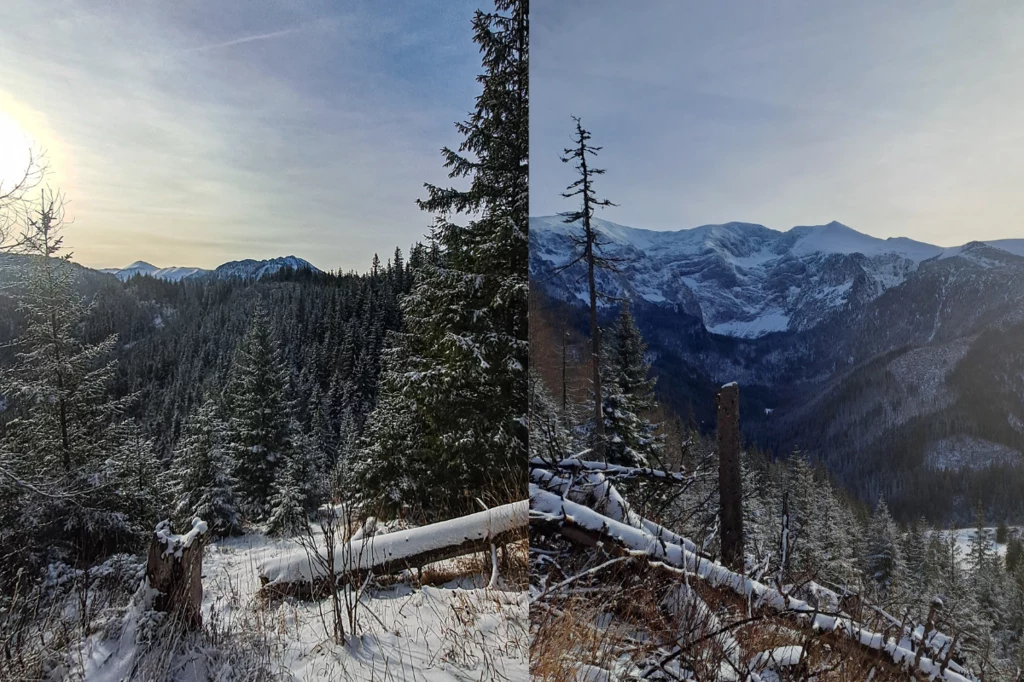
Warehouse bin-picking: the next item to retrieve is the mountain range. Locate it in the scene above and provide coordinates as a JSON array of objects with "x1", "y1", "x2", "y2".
[
  {"x1": 531, "y1": 215, "x2": 1024, "y2": 523},
  {"x1": 99, "y1": 255, "x2": 319, "y2": 282}
]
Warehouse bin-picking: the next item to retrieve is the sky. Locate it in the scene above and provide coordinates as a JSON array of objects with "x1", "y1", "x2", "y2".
[
  {"x1": 0, "y1": 0, "x2": 486, "y2": 270},
  {"x1": 531, "y1": 1, "x2": 1024, "y2": 247}
]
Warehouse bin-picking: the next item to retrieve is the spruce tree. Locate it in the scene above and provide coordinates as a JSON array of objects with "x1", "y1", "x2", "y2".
[
  {"x1": 529, "y1": 369, "x2": 572, "y2": 463},
  {"x1": 865, "y1": 495, "x2": 907, "y2": 606},
  {"x1": 166, "y1": 400, "x2": 241, "y2": 537},
  {"x1": 558, "y1": 117, "x2": 618, "y2": 460},
  {"x1": 355, "y1": 0, "x2": 528, "y2": 517},
  {"x1": 601, "y1": 302, "x2": 661, "y2": 467},
  {"x1": 226, "y1": 301, "x2": 294, "y2": 519},
  {"x1": 0, "y1": 191, "x2": 138, "y2": 566},
  {"x1": 265, "y1": 453, "x2": 308, "y2": 537}
]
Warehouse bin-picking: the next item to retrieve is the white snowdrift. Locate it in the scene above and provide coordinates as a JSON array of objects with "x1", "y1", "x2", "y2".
[
  {"x1": 530, "y1": 485, "x2": 974, "y2": 682},
  {"x1": 260, "y1": 500, "x2": 528, "y2": 586}
]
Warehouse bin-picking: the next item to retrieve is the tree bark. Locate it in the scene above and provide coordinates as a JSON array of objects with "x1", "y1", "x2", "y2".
[
  {"x1": 717, "y1": 382, "x2": 744, "y2": 572},
  {"x1": 146, "y1": 524, "x2": 205, "y2": 631}
]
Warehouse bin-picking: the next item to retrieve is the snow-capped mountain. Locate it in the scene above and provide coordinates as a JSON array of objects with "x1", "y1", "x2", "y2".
[
  {"x1": 531, "y1": 216, "x2": 1018, "y2": 339},
  {"x1": 532, "y1": 215, "x2": 1024, "y2": 520},
  {"x1": 211, "y1": 255, "x2": 319, "y2": 279},
  {"x1": 100, "y1": 261, "x2": 210, "y2": 282},
  {"x1": 99, "y1": 256, "x2": 319, "y2": 282}
]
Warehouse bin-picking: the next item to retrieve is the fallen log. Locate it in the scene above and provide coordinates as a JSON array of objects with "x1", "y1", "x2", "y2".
[
  {"x1": 259, "y1": 500, "x2": 528, "y2": 599},
  {"x1": 530, "y1": 485, "x2": 976, "y2": 682}
]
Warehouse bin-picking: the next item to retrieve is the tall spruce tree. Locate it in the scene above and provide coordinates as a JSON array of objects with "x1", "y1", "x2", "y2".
[
  {"x1": 558, "y1": 117, "x2": 619, "y2": 460},
  {"x1": 227, "y1": 301, "x2": 294, "y2": 519},
  {"x1": 166, "y1": 400, "x2": 241, "y2": 537},
  {"x1": 354, "y1": 0, "x2": 528, "y2": 517},
  {"x1": 601, "y1": 302, "x2": 661, "y2": 466}
]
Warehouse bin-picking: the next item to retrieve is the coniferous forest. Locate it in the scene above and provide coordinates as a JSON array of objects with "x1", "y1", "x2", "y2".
[{"x1": 0, "y1": 0, "x2": 527, "y2": 679}]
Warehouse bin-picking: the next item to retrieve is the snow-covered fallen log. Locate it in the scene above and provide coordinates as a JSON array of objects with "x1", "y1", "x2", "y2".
[
  {"x1": 529, "y1": 455, "x2": 697, "y2": 483},
  {"x1": 259, "y1": 500, "x2": 528, "y2": 599},
  {"x1": 531, "y1": 466, "x2": 701, "y2": 555},
  {"x1": 530, "y1": 485, "x2": 976, "y2": 682}
]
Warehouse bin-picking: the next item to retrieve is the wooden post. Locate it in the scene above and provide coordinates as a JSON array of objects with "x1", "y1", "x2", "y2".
[
  {"x1": 146, "y1": 519, "x2": 207, "y2": 630},
  {"x1": 717, "y1": 382, "x2": 744, "y2": 572}
]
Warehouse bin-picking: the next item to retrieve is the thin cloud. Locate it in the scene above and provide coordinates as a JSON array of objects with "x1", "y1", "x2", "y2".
[{"x1": 181, "y1": 26, "x2": 307, "y2": 54}]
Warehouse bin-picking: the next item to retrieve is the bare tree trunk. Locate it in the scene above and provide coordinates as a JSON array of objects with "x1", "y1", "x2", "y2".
[
  {"x1": 717, "y1": 382, "x2": 744, "y2": 572},
  {"x1": 586, "y1": 230, "x2": 604, "y2": 460}
]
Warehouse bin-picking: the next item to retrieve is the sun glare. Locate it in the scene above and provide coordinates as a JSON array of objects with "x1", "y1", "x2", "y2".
[{"x1": 0, "y1": 108, "x2": 35, "y2": 192}]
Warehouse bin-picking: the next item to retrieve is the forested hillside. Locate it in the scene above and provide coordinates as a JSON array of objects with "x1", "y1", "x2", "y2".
[{"x1": 0, "y1": 0, "x2": 528, "y2": 677}]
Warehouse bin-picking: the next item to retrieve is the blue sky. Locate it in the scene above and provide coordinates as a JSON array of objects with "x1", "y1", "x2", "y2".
[
  {"x1": 531, "y1": 1, "x2": 1024, "y2": 246},
  {"x1": 0, "y1": 0, "x2": 486, "y2": 270}
]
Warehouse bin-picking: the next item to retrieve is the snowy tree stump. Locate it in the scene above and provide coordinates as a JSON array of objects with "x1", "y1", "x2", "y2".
[
  {"x1": 146, "y1": 518, "x2": 208, "y2": 630},
  {"x1": 717, "y1": 382, "x2": 744, "y2": 572}
]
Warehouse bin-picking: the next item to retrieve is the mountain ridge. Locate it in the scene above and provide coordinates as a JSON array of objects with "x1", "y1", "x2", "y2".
[
  {"x1": 99, "y1": 255, "x2": 320, "y2": 282},
  {"x1": 530, "y1": 214, "x2": 1024, "y2": 522},
  {"x1": 531, "y1": 215, "x2": 1021, "y2": 339}
]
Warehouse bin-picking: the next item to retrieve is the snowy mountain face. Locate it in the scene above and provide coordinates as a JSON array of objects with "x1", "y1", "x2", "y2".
[
  {"x1": 532, "y1": 216, "x2": 1024, "y2": 520},
  {"x1": 531, "y1": 216, "x2": 946, "y2": 338},
  {"x1": 99, "y1": 256, "x2": 319, "y2": 282},
  {"x1": 212, "y1": 255, "x2": 319, "y2": 280}
]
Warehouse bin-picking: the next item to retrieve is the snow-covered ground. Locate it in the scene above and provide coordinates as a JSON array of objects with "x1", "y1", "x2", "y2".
[
  {"x1": 938, "y1": 527, "x2": 1018, "y2": 565},
  {"x1": 77, "y1": 530, "x2": 528, "y2": 681}
]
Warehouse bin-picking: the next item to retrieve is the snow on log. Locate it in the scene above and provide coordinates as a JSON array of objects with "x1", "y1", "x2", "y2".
[
  {"x1": 531, "y1": 466, "x2": 701, "y2": 556},
  {"x1": 530, "y1": 485, "x2": 976, "y2": 682},
  {"x1": 529, "y1": 455, "x2": 696, "y2": 483},
  {"x1": 259, "y1": 500, "x2": 528, "y2": 599}
]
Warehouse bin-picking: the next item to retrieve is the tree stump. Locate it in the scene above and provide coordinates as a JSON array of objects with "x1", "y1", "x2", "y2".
[
  {"x1": 146, "y1": 518, "x2": 208, "y2": 630},
  {"x1": 717, "y1": 382, "x2": 744, "y2": 572}
]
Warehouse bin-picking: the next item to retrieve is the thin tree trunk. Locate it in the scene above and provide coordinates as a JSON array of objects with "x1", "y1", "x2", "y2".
[{"x1": 717, "y1": 382, "x2": 743, "y2": 572}]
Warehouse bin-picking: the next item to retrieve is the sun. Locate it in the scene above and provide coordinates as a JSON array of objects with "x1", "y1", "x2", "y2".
[{"x1": 0, "y1": 107, "x2": 36, "y2": 195}]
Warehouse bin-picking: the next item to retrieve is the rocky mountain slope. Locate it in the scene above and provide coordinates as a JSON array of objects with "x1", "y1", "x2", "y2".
[{"x1": 531, "y1": 216, "x2": 1024, "y2": 522}]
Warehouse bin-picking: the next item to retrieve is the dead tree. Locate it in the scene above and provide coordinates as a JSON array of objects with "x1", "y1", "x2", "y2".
[
  {"x1": 717, "y1": 382, "x2": 744, "y2": 572},
  {"x1": 557, "y1": 116, "x2": 619, "y2": 460},
  {"x1": 146, "y1": 519, "x2": 208, "y2": 630}
]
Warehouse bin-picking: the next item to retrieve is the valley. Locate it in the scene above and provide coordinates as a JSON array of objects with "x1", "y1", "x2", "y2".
[{"x1": 531, "y1": 216, "x2": 1024, "y2": 523}]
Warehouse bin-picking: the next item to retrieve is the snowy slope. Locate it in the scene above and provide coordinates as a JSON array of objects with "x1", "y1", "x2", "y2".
[
  {"x1": 212, "y1": 255, "x2": 319, "y2": 280},
  {"x1": 531, "y1": 216, "x2": 1021, "y2": 339},
  {"x1": 78, "y1": 530, "x2": 527, "y2": 681},
  {"x1": 100, "y1": 261, "x2": 210, "y2": 282}
]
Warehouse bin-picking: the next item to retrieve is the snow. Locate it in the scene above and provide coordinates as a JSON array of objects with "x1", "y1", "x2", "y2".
[
  {"x1": 531, "y1": 214, "x2": 1024, "y2": 339},
  {"x1": 707, "y1": 310, "x2": 791, "y2": 338},
  {"x1": 79, "y1": 527, "x2": 527, "y2": 681},
  {"x1": 787, "y1": 222, "x2": 942, "y2": 262},
  {"x1": 260, "y1": 500, "x2": 527, "y2": 585},
  {"x1": 213, "y1": 255, "x2": 320, "y2": 280},
  {"x1": 101, "y1": 262, "x2": 210, "y2": 282},
  {"x1": 531, "y1": 484, "x2": 974, "y2": 682},
  {"x1": 940, "y1": 527, "x2": 1016, "y2": 564},
  {"x1": 154, "y1": 517, "x2": 208, "y2": 558},
  {"x1": 97, "y1": 255, "x2": 321, "y2": 282}
]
